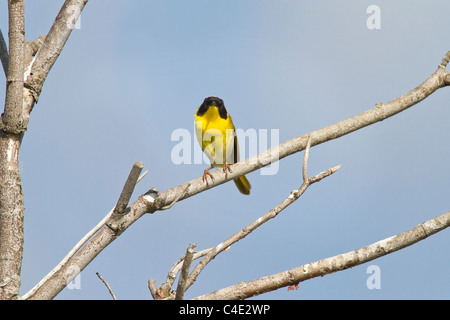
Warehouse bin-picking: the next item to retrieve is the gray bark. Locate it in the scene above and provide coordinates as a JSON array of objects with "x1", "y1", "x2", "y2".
[{"x1": 0, "y1": 0, "x2": 25, "y2": 300}]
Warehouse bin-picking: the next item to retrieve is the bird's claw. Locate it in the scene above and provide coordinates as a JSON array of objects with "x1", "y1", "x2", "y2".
[
  {"x1": 223, "y1": 162, "x2": 232, "y2": 179},
  {"x1": 202, "y1": 168, "x2": 215, "y2": 186}
]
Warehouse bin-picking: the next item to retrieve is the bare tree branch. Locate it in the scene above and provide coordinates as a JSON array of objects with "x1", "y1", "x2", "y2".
[
  {"x1": 1, "y1": 3, "x2": 87, "y2": 298},
  {"x1": 0, "y1": 29, "x2": 9, "y2": 76},
  {"x1": 23, "y1": 52, "x2": 450, "y2": 300},
  {"x1": 194, "y1": 211, "x2": 450, "y2": 300},
  {"x1": 2, "y1": 0, "x2": 25, "y2": 134},
  {"x1": 17, "y1": 0, "x2": 87, "y2": 134},
  {"x1": 0, "y1": 0, "x2": 26, "y2": 300},
  {"x1": 112, "y1": 162, "x2": 143, "y2": 216},
  {"x1": 24, "y1": 0, "x2": 88, "y2": 105},
  {"x1": 441, "y1": 50, "x2": 450, "y2": 68},
  {"x1": 0, "y1": 0, "x2": 88, "y2": 301},
  {"x1": 0, "y1": 4, "x2": 47, "y2": 303},
  {"x1": 148, "y1": 279, "x2": 159, "y2": 299},
  {"x1": 175, "y1": 243, "x2": 197, "y2": 300}
]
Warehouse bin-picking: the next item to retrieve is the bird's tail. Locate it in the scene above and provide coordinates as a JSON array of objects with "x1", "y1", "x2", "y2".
[{"x1": 233, "y1": 175, "x2": 251, "y2": 195}]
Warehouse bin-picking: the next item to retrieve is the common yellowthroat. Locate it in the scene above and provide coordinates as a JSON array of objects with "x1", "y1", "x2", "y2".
[{"x1": 195, "y1": 96, "x2": 251, "y2": 195}]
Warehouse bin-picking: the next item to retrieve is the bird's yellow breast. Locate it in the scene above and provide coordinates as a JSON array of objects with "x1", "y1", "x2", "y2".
[{"x1": 195, "y1": 106, "x2": 236, "y2": 167}]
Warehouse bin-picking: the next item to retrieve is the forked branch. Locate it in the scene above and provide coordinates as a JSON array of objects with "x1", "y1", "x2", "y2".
[{"x1": 174, "y1": 243, "x2": 197, "y2": 300}]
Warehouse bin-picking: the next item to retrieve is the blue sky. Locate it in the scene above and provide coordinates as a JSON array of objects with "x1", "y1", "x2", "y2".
[{"x1": 1, "y1": 1, "x2": 449, "y2": 299}]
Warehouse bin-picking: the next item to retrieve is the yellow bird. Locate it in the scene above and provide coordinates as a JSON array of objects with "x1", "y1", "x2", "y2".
[{"x1": 195, "y1": 96, "x2": 251, "y2": 195}]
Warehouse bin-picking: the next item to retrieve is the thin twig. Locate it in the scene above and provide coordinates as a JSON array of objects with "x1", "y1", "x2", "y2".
[
  {"x1": 96, "y1": 272, "x2": 117, "y2": 300},
  {"x1": 113, "y1": 162, "x2": 143, "y2": 215},
  {"x1": 440, "y1": 50, "x2": 450, "y2": 67},
  {"x1": 0, "y1": 29, "x2": 9, "y2": 76},
  {"x1": 137, "y1": 170, "x2": 148, "y2": 183},
  {"x1": 302, "y1": 135, "x2": 311, "y2": 181},
  {"x1": 175, "y1": 243, "x2": 197, "y2": 300}
]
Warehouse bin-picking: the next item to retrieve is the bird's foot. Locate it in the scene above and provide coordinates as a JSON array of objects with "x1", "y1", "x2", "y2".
[
  {"x1": 223, "y1": 162, "x2": 232, "y2": 179},
  {"x1": 202, "y1": 167, "x2": 215, "y2": 186}
]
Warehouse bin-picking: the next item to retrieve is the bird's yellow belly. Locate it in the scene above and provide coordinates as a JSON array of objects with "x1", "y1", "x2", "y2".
[{"x1": 195, "y1": 107, "x2": 235, "y2": 167}]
